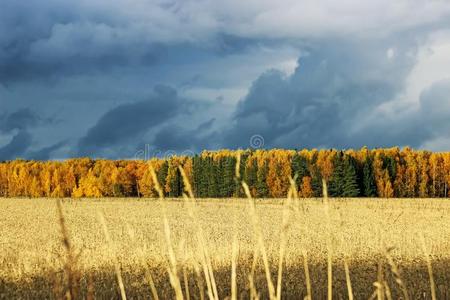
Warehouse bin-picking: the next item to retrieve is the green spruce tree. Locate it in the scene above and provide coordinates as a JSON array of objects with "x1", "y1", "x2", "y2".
[
  {"x1": 168, "y1": 165, "x2": 183, "y2": 197},
  {"x1": 192, "y1": 155, "x2": 203, "y2": 197},
  {"x1": 328, "y1": 152, "x2": 345, "y2": 197},
  {"x1": 224, "y1": 156, "x2": 236, "y2": 197},
  {"x1": 342, "y1": 155, "x2": 360, "y2": 197},
  {"x1": 245, "y1": 158, "x2": 258, "y2": 195},
  {"x1": 256, "y1": 160, "x2": 269, "y2": 198},
  {"x1": 310, "y1": 165, "x2": 323, "y2": 197},
  {"x1": 363, "y1": 157, "x2": 377, "y2": 197},
  {"x1": 291, "y1": 153, "x2": 310, "y2": 188},
  {"x1": 206, "y1": 157, "x2": 218, "y2": 197},
  {"x1": 157, "y1": 161, "x2": 168, "y2": 197}
]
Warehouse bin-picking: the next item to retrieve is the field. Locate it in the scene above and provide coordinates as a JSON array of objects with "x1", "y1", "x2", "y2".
[{"x1": 1, "y1": 197, "x2": 450, "y2": 299}]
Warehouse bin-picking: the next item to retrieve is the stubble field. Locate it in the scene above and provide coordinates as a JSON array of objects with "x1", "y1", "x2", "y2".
[{"x1": 1, "y1": 197, "x2": 450, "y2": 299}]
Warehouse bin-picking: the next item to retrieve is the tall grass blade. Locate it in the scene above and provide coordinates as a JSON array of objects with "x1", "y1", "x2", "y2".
[
  {"x1": 420, "y1": 233, "x2": 436, "y2": 300},
  {"x1": 242, "y1": 182, "x2": 276, "y2": 300},
  {"x1": 98, "y1": 212, "x2": 127, "y2": 300}
]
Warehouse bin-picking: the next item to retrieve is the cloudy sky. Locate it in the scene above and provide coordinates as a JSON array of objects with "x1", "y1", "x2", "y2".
[{"x1": 1, "y1": 0, "x2": 450, "y2": 160}]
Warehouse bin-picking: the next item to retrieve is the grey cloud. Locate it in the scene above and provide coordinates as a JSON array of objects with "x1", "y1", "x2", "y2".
[
  {"x1": 27, "y1": 140, "x2": 67, "y2": 161},
  {"x1": 222, "y1": 37, "x2": 419, "y2": 149},
  {"x1": 349, "y1": 79, "x2": 450, "y2": 149},
  {"x1": 77, "y1": 85, "x2": 185, "y2": 157},
  {"x1": 151, "y1": 118, "x2": 216, "y2": 152},
  {"x1": 152, "y1": 126, "x2": 200, "y2": 152},
  {"x1": 4, "y1": 0, "x2": 449, "y2": 85},
  {"x1": 0, "y1": 108, "x2": 63, "y2": 160},
  {"x1": 420, "y1": 79, "x2": 450, "y2": 132},
  {"x1": 0, "y1": 108, "x2": 39, "y2": 133},
  {"x1": 2, "y1": 0, "x2": 450, "y2": 159},
  {"x1": 0, "y1": 109, "x2": 37, "y2": 160},
  {"x1": 0, "y1": 130, "x2": 32, "y2": 160},
  {"x1": 196, "y1": 118, "x2": 216, "y2": 132}
]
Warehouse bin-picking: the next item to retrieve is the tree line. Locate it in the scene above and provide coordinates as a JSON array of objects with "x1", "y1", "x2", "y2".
[{"x1": 0, "y1": 147, "x2": 449, "y2": 198}]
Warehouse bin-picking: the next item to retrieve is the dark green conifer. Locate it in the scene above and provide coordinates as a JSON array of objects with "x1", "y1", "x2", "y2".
[
  {"x1": 256, "y1": 160, "x2": 269, "y2": 198},
  {"x1": 363, "y1": 157, "x2": 377, "y2": 197},
  {"x1": 328, "y1": 152, "x2": 344, "y2": 197},
  {"x1": 291, "y1": 153, "x2": 310, "y2": 188},
  {"x1": 157, "y1": 161, "x2": 168, "y2": 196},
  {"x1": 342, "y1": 155, "x2": 360, "y2": 197},
  {"x1": 310, "y1": 165, "x2": 323, "y2": 197},
  {"x1": 245, "y1": 158, "x2": 258, "y2": 195}
]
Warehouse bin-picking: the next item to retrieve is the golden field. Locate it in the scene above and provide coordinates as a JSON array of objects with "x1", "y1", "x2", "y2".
[{"x1": 1, "y1": 197, "x2": 450, "y2": 299}]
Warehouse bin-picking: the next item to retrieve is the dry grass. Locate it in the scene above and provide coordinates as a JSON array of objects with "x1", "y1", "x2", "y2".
[{"x1": 1, "y1": 197, "x2": 450, "y2": 299}]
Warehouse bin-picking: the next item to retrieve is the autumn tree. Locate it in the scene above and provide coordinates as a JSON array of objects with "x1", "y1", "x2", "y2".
[
  {"x1": 299, "y1": 176, "x2": 313, "y2": 198},
  {"x1": 266, "y1": 150, "x2": 291, "y2": 198},
  {"x1": 429, "y1": 153, "x2": 445, "y2": 197},
  {"x1": 1, "y1": 147, "x2": 450, "y2": 199}
]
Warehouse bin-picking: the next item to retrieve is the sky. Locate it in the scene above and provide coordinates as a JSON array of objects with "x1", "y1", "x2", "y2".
[{"x1": 1, "y1": 0, "x2": 450, "y2": 160}]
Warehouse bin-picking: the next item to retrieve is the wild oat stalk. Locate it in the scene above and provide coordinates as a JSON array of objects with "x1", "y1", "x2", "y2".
[
  {"x1": 192, "y1": 258, "x2": 205, "y2": 300},
  {"x1": 322, "y1": 179, "x2": 333, "y2": 300},
  {"x1": 249, "y1": 244, "x2": 260, "y2": 300},
  {"x1": 343, "y1": 259, "x2": 353, "y2": 300},
  {"x1": 231, "y1": 232, "x2": 238, "y2": 300},
  {"x1": 125, "y1": 224, "x2": 159, "y2": 300},
  {"x1": 242, "y1": 182, "x2": 276, "y2": 300},
  {"x1": 275, "y1": 178, "x2": 295, "y2": 300},
  {"x1": 179, "y1": 166, "x2": 219, "y2": 300},
  {"x1": 338, "y1": 201, "x2": 353, "y2": 300},
  {"x1": 181, "y1": 243, "x2": 191, "y2": 300},
  {"x1": 384, "y1": 246, "x2": 410, "y2": 300},
  {"x1": 164, "y1": 217, "x2": 184, "y2": 300},
  {"x1": 302, "y1": 249, "x2": 312, "y2": 300},
  {"x1": 230, "y1": 204, "x2": 239, "y2": 300},
  {"x1": 150, "y1": 165, "x2": 184, "y2": 300},
  {"x1": 56, "y1": 199, "x2": 80, "y2": 300},
  {"x1": 98, "y1": 211, "x2": 127, "y2": 300},
  {"x1": 420, "y1": 233, "x2": 436, "y2": 300}
]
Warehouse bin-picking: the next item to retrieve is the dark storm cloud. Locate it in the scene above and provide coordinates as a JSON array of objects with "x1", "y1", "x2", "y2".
[
  {"x1": 0, "y1": 109, "x2": 38, "y2": 160},
  {"x1": 77, "y1": 85, "x2": 186, "y2": 156},
  {"x1": 0, "y1": 109, "x2": 39, "y2": 133},
  {"x1": 151, "y1": 118, "x2": 216, "y2": 152},
  {"x1": 27, "y1": 140, "x2": 67, "y2": 161},
  {"x1": 348, "y1": 79, "x2": 450, "y2": 149},
  {"x1": 222, "y1": 37, "x2": 419, "y2": 149},
  {"x1": 152, "y1": 126, "x2": 199, "y2": 152},
  {"x1": 0, "y1": 0, "x2": 172, "y2": 84},
  {"x1": 0, "y1": 108, "x2": 65, "y2": 160},
  {"x1": 419, "y1": 79, "x2": 450, "y2": 135},
  {"x1": 0, "y1": 130, "x2": 32, "y2": 160},
  {"x1": 2, "y1": 0, "x2": 450, "y2": 158}
]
